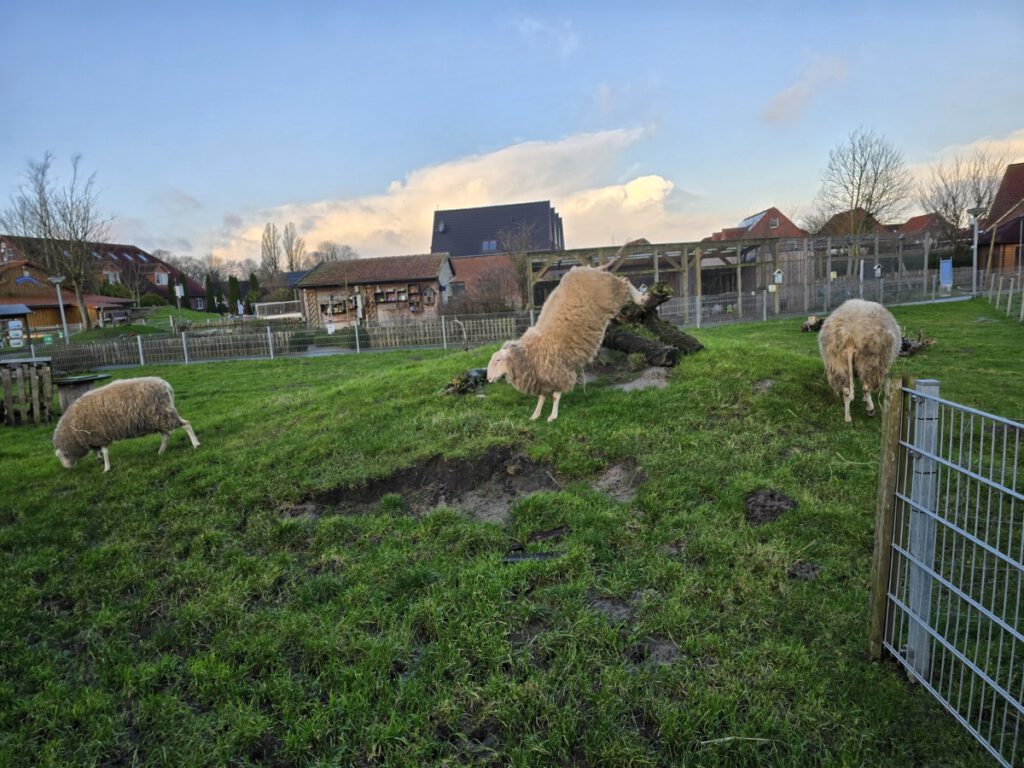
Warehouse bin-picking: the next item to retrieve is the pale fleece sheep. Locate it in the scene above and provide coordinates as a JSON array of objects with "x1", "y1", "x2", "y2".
[
  {"x1": 487, "y1": 264, "x2": 648, "y2": 421},
  {"x1": 818, "y1": 299, "x2": 901, "y2": 423},
  {"x1": 53, "y1": 376, "x2": 200, "y2": 472}
]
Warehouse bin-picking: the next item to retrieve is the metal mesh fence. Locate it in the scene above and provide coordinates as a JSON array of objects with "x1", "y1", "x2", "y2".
[{"x1": 885, "y1": 381, "x2": 1024, "y2": 767}]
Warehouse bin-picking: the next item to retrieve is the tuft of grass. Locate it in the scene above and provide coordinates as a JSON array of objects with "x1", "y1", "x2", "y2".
[{"x1": 0, "y1": 298, "x2": 1018, "y2": 766}]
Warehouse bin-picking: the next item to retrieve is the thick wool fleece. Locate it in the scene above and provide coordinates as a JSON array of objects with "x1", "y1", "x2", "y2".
[
  {"x1": 818, "y1": 299, "x2": 901, "y2": 400},
  {"x1": 504, "y1": 266, "x2": 634, "y2": 396},
  {"x1": 53, "y1": 377, "x2": 189, "y2": 461}
]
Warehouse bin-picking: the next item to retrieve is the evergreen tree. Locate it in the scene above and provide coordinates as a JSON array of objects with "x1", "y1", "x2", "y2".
[
  {"x1": 204, "y1": 273, "x2": 217, "y2": 313},
  {"x1": 246, "y1": 272, "x2": 260, "y2": 314},
  {"x1": 227, "y1": 276, "x2": 241, "y2": 315}
]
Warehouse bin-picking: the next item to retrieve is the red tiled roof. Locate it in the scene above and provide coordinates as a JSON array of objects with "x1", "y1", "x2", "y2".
[
  {"x1": 987, "y1": 163, "x2": 1024, "y2": 226},
  {"x1": 706, "y1": 207, "x2": 808, "y2": 241},
  {"x1": 296, "y1": 253, "x2": 451, "y2": 288}
]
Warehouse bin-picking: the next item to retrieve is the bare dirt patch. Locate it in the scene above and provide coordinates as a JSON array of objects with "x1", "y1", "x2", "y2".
[
  {"x1": 592, "y1": 460, "x2": 646, "y2": 503},
  {"x1": 314, "y1": 445, "x2": 562, "y2": 524},
  {"x1": 744, "y1": 488, "x2": 797, "y2": 526},
  {"x1": 612, "y1": 367, "x2": 670, "y2": 392},
  {"x1": 788, "y1": 561, "x2": 822, "y2": 581}
]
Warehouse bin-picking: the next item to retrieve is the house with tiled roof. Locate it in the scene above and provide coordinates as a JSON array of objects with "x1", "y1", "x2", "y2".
[
  {"x1": 815, "y1": 208, "x2": 889, "y2": 236},
  {"x1": 0, "y1": 257, "x2": 131, "y2": 332},
  {"x1": 978, "y1": 163, "x2": 1024, "y2": 272},
  {"x1": 296, "y1": 253, "x2": 455, "y2": 328},
  {"x1": 705, "y1": 207, "x2": 807, "y2": 242},
  {"x1": 0, "y1": 235, "x2": 206, "y2": 311}
]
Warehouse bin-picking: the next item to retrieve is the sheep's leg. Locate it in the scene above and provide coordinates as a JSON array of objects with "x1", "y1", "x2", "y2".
[
  {"x1": 843, "y1": 348, "x2": 855, "y2": 423},
  {"x1": 100, "y1": 447, "x2": 111, "y2": 473},
  {"x1": 530, "y1": 395, "x2": 546, "y2": 421},
  {"x1": 546, "y1": 392, "x2": 562, "y2": 422},
  {"x1": 864, "y1": 387, "x2": 876, "y2": 417},
  {"x1": 158, "y1": 433, "x2": 169, "y2": 454},
  {"x1": 180, "y1": 420, "x2": 201, "y2": 448}
]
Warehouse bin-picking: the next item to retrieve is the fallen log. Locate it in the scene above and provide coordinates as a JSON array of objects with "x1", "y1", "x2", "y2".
[{"x1": 602, "y1": 281, "x2": 703, "y2": 365}]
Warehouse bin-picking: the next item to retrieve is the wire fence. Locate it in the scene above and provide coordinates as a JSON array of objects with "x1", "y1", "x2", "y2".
[
  {"x1": 872, "y1": 379, "x2": 1024, "y2": 767},
  {"x1": 1, "y1": 265, "x2": 1019, "y2": 374}
]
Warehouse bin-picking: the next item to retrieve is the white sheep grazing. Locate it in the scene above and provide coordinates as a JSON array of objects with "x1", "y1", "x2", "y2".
[
  {"x1": 53, "y1": 376, "x2": 200, "y2": 472},
  {"x1": 818, "y1": 299, "x2": 901, "y2": 423},
  {"x1": 487, "y1": 263, "x2": 649, "y2": 422}
]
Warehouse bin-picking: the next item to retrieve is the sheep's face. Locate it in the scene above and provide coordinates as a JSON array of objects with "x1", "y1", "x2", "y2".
[
  {"x1": 55, "y1": 449, "x2": 77, "y2": 469},
  {"x1": 487, "y1": 346, "x2": 512, "y2": 382}
]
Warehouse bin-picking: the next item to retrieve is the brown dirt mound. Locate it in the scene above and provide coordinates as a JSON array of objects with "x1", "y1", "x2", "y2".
[{"x1": 744, "y1": 488, "x2": 797, "y2": 525}]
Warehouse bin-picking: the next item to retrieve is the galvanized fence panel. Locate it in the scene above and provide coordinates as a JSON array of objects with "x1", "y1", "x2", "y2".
[{"x1": 880, "y1": 379, "x2": 1024, "y2": 767}]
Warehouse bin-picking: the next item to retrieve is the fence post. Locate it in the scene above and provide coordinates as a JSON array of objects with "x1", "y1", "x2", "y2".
[
  {"x1": 529, "y1": 308, "x2": 535, "y2": 327},
  {"x1": 996, "y1": 276, "x2": 1005, "y2": 309},
  {"x1": 29, "y1": 343, "x2": 36, "y2": 361},
  {"x1": 182, "y1": 332, "x2": 189, "y2": 365},
  {"x1": 267, "y1": 326, "x2": 274, "y2": 359},
  {"x1": 355, "y1": 322, "x2": 361, "y2": 353},
  {"x1": 906, "y1": 378, "x2": 940, "y2": 680},
  {"x1": 137, "y1": 335, "x2": 145, "y2": 366},
  {"x1": 868, "y1": 376, "x2": 906, "y2": 660},
  {"x1": 762, "y1": 289, "x2": 768, "y2": 322},
  {"x1": 441, "y1": 316, "x2": 447, "y2": 349},
  {"x1": 1007, "y1": 278, "x2": 1015, "y2": 316}
]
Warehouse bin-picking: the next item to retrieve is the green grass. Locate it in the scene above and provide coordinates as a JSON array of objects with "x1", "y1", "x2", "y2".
[{"x1": 1, "y1": 298, "x2": 1020, "y2": 766}]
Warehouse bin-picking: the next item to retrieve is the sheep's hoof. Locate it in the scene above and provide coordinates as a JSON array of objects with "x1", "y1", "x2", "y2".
[
  {"x1": 529, "y1": 414, "x2": 540, "y2": 421},
  {"x1": 546, "y1": 415, "x2": 558, "y2": 423},
  {"x1": 866, "y1": 407, "x2": 876, "y2": 417}
]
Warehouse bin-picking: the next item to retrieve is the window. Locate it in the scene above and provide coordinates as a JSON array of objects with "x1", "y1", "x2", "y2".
[
  {"x1": 155, "y1": 271, "x2": 168, "y2": 286},
  {"x1": 105, "y1": 271, "x2": 120, "y2": 284},
  {"x1": 769, "y1": 218, "x2": 779, "y2": 229},
  {"x1": 481, "y1": 240, "x2": 497, "y2": 252},
  {"x1": 195, "y1": 298, "x2": 205, "y2": 310}
]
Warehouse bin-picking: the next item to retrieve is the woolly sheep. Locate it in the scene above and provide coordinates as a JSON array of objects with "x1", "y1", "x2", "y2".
[
  {"x1": 818, "y1": 299, "x2": 901, "y2": 423},
  {"x1": 53, "y1": 376, "x2": 200, "y2": 472},
  {"x1": 487, "y1": 263, "x2": 648, "y2": 422}
]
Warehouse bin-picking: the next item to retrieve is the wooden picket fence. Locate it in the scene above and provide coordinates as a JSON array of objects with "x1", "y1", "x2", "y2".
[{"x1": 1, "y1": 358, "x2": 53, "y2": 426}]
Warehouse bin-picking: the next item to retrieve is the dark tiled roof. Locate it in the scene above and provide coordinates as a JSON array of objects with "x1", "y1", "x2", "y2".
[
  {"x1": 430, "y1": 201, "x2": 564, "y2": 257},
  {"x1": 987, "y1": 163, "x2": 1024, "y2": 225},
  {"x1": 816, "y1": 208, "x2": 888, "y2": 236},
  {"x1": 296, "y1": 253, "x2": 451, "y2": 288},
  {"x1": 0, "y1": 303, "x2": 32, "y2": 316}
]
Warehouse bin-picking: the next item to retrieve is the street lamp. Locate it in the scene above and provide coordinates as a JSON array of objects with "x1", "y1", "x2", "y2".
[
  {"x1": 48, "y1": 275, "x2": 70, "y2": 341},
  {"x1": 968, "y1": 206, "x2": 987, "y2": 296}
]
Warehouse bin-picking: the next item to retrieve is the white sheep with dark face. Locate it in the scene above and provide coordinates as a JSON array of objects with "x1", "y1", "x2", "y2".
[
  {"x1": 487, "y1": 263, "x2": 649, "y2": 422},
  {"x1": 818, "y1": 299, "x2": 901, "y2": 423},
  {"x1": 53, "y1": 376, "x2": 199, "y2": 472}
]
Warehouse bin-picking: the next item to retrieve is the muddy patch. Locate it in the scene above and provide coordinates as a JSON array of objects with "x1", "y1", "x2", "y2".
[
  {"x1": 313, "y1": 445, "x2": 561, "y2": 524},
  {"x1": 592, "y1": 460, "x2": 646, "y2": 503},
  {"x1": 279, "y1": 501, "x2": 323, "y2": 520},
  {"x1": 613, "y1": 367, "x2": 670, "y2": 392},
  {"x1": 628, "y1": 636, "x2": 681, "y2": 666},
  {"x1": 744, "y1": 488, "x2": 797, "y2": 526},
  {"x1": 788, "y1": 561, "x2": 822, "y2": 581}
]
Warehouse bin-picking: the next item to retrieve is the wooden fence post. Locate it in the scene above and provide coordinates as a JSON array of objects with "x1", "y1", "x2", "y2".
[
  {"x1": 869, "y1": 375, "x2": 907, "y2": 660},
  {"x1": 182, "y1": 332, "x2": 189, "y2": 365}
]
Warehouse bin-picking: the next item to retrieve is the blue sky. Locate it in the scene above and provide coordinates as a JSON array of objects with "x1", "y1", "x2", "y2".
[{"x1": 2, "y1": 1, "x2": 1022, "y2": 263}]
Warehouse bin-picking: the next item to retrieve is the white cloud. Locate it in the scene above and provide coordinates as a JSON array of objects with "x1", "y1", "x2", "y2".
[
  {"x1": 208, "y1": 128, "x2": 724, "y2": 262},
  {"x1": 762, "y1": 56, "x2": 847, "y2": 124},
  {"x1": 924, "y1": 128, "x2": 1024, "y2": 166},
  {"x1": 514, "y1": 16, "x2": 579, "y2": 60}
]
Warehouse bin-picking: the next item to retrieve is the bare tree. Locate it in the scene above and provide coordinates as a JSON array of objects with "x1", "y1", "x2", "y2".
[
  {"x1": 302, "y1": 240, "x2": 358, "y2": 269},
  {"x1": 119, "y1": 253, "x2": 152, "y2": 305},
  {"x1": 281, "y1": 222, "x2": 306, "y2": 272},
  {"x1": 919, "y1": 147, "x2": 1008, "y2": 258},
  {"x1": 260, "y1": 222, "x2": 282, "y2": 274},
  {"x1": 0, "y1": 153, "x2": 110, "y2": 329},
  {"x1": 812, "y1": 128, "x2": 914, "y2": 236},
  {"x1": 156, "y1": 251, "x2": 207, "y2": 285},
  {"x1": 497, "y1": 221, "x2": 538, "y2": 309}
]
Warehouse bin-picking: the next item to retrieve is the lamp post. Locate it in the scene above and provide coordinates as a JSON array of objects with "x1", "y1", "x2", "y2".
[
  {"x1": 968, "y1": 206, "x2": 987, "y2": 296},
  {"x1": 48, "y1": 275, "x2": 70, "y2": 341}
]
